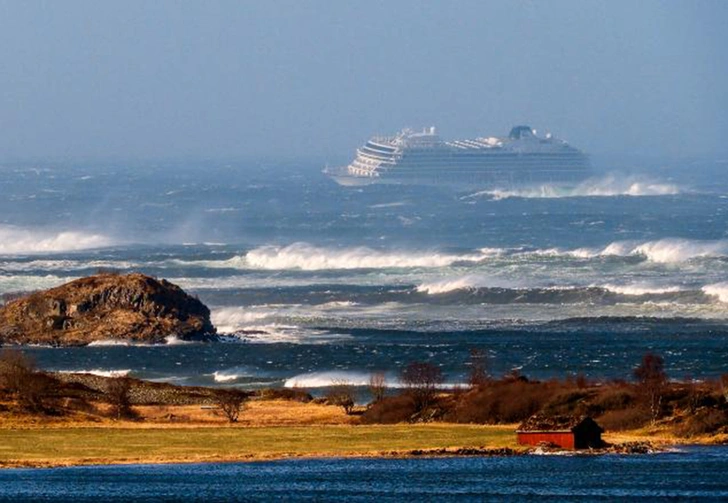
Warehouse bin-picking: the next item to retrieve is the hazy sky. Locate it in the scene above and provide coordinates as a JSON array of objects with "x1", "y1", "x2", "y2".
[{"x1": 1, "y1": 0, "x2": 726, "y2": 160}]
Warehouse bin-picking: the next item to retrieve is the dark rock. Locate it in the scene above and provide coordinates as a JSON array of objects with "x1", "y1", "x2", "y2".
[{"x1": 0, "y1": 273, "x2": 216, "y2": 346}]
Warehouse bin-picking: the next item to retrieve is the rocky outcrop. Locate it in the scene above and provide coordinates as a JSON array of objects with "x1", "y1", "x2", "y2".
[{"x1": 0, "y1": 273, "x2": 216, "y2": 346}]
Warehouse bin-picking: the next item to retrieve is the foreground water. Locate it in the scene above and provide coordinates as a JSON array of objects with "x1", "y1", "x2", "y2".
[
  {"x1": 1, "y1": 158, "x2": 727, "y2": 388},
  {"x1": 1, "y1": 446, "x2": 727, "y2": 501}
]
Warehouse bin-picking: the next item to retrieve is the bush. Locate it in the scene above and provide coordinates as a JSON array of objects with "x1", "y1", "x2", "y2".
[
  {"x1": 213, "y1": 389, "x2": 248, "y2": 423},
  {"x1": 368, "y1": 372, "x2": 387, "y2": 404},
  {"x1": 106, "y1": 377, "x2": 135, "y2": 420},
  {"x1": 360, "y1": 395, "x2": 417, "y2": 424},
  {"x1": 592, "y1": 388, "x2": 636, "y2": 413},
  {"x1": 326, "y1": 380, "x2": 355, "y2": 415},
  {"x1": 597, "y1": 407, "x2": 650, "y2": 431},
  {"x1": 257, "y1": 388, "x2": 312, "y2": 402},
  {"x1": 448, "y1": 380, "x2": 554, "y2": 424},
  {"x1": 676, "y1": 408, "x2": 728, "y2": 438},
  {"x1": 0, "y1": 348, "x2": 54, "y2": 413},
  {"x1": 542, "y1": 390, "x2": 591, "y2": 416},
  {"x1": 400, "y1": 361, "x2": 443, "y2": 413}
]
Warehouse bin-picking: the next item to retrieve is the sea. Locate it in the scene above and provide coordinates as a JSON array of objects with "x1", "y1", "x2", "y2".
[
  {"x1": 1, "y1": 157, "x2": 728, "y2": 498},
  {"x1": 1, "y1": 447, "x2": 727, "y2": 501}
]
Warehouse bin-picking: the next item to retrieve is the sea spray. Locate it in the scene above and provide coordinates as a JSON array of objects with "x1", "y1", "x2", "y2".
[
  {"x1": 462, "y1": 174, "x2": 682, "y2": 200},
  {"x1": 0, "y1": 225, "x2": 115, "y2": 254}
]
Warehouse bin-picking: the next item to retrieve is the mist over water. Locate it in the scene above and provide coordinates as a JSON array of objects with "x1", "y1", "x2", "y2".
[{"x1": 1, "y1": 159, "x2": 728, "y2": 386}]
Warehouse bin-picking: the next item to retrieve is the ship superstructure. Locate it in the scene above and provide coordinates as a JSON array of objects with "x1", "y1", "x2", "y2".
[{"x1": 328, "y1": 126, "x2": 590, "y2": 186}]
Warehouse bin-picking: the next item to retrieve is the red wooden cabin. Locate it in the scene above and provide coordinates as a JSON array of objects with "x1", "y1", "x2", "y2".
[{"x1": 516, "y1": 415, "x2": 604, "y2": 450}]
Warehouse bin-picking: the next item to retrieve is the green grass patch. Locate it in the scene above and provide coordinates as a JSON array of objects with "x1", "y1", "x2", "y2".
[{"x1": 0, "y1": 424, "x2": 518, "y2": 467}]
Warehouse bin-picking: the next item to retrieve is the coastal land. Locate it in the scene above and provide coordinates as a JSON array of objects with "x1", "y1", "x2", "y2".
[
  {"x1": 0, "y1": 372, "x2": 725, "y2": 468},
  {"x1": 1, "y1": 274, "x2": 726, "y2": 468}
]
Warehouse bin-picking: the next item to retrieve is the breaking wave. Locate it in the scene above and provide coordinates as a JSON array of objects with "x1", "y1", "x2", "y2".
[
  {"x1": 58, "y1": 369, "x2": 131, "y2": 378},
  {"x1": 0, "y1": 274, "x2": 71, "y2": 296},
  {"x1": 283, "y1": 370, "x2": 467, "y2": 389},
  {"x1": 600, "y1": 284, "x2": 684, "y2": 296},
  {"x1": 702, "y1": 283, "x2": 728, "y2": 303},
  {"x1": 242, "y1": 243, "x2": 491, "y2": 271},
  {"x1": 564, "y1": 238, "x2": 728, "y2": 263},
  {"x1": 212, "y1": 365, "x2": 256, "y2": 383},
  {"x1": 0, "y1": 225, "x2": 114, "y2": 255},
  {"x1": 211, "y1": 307, "x2": 272, "y2": 333},
  {"x1": 416, "y1": 275, "x2": 514, "y2": 294},
  {"x1": 465, "y1": 175, "x2": 681, "y2": 200},
  {"x1": 284, "y1": 370, "x2": 375, "y2": 388}
]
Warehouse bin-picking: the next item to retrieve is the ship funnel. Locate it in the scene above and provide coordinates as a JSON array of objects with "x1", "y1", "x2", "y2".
[{"x1": 429, "y1": 126, "x2": 437, "y2": 135}]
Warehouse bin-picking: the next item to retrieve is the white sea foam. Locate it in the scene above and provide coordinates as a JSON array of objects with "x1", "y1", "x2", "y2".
[
  {"x1": 600, "y1": 283, "x2": 684, "y2": 296},
  {"x1": 0, "y1": 274, "x2": 71, "y2": 295},
  {"x1": 464, "y1": 175, "x2": 681, "y2": 200},
  {"x1": 284, "y1": 370, "x2": 466, "y2": 389},
  {"x1": 240, "y1": 243, "x2": 489, "y2": 271},
  {"x1": 0, "y1": 259, "x2": 137, "y2": 273},
  {"x1": 212, "y1": 366, "x2": 254, "y2": 383},
  {"x1": 87, "y1": 339, "x2": 132, "y2": 347},
  {"x1": 538, "y1": 238, "x2": 728, "y2": 263},
  {"x1": 702, "y1": 282, "x2": 728, "y2": 303},
  {"x1": 211, "y1": 307, "x2": 272, "y2": 333},
  {"x1": 284, "y1": 371, "x2": 381, "y2": 388},
  {"x1": 0, "y1": 225, "x2": 115, "y2": 255},
  {"x1": 417, "y1": 275, "x2": 497, "y2": 295},
  {"x1": 164, "y1": 334, "x2": 196, "y2": 345},
  {"x1": 58, "y1": 369, "x2": 131, "y2": 378}
]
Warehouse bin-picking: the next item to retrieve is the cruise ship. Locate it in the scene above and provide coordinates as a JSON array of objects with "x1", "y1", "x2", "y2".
[{"x1": 327, "y1": 125, "x2": 590, "y2": 187}]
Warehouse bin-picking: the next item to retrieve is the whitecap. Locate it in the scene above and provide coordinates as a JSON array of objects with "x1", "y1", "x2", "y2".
[
  {"x1": 58, "y1": 369, "x2": 131, "y2": 378},
  {"x1": 463, "y1": 174, "x2": 682, "y2": 200},
  {"x1": 0, "y1": 225, "x2": 115, "y2": 255},
  {"x1": 702, "y1": 282, "x2": 728, "y2": 303}
]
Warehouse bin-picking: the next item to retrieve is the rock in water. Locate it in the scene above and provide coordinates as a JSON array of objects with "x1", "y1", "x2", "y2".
[{"x1": 0, "y1": 273, "x2": 216, "y2": 346}]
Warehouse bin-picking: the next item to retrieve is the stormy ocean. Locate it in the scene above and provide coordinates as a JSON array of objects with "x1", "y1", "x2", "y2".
[
  {"x1": 2, "y1": 158, "x2": 728, "y2": 499},
  {"x1": 1, "y1": 158, "x2": 727, "y2": 390}
]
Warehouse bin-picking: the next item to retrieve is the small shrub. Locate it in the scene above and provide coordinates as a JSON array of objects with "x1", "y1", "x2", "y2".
[
  {"x1": 326, "y1": 380, "x2": 355, "y2": 415},
  {"x1": 676, "y1": 408, "x2": 728, "y2": 438},
  {"x1": 542, "y1": 390, "x2": 591, "y2": 416},
  {"x1": 106, "y1": 377, "x2": 135, "y2": 420},
  {"x1": 258, "y1": 388, "x2": 312, "y2": 402},
  {"x1": 214, "y1": 389, "x2": 248, "y2": 423},
  {"x1": 360, "y1": 395, "x2": 417, "y2": 424},
  {"x1": 400, "y1": 361, "x2": 443, "y2": 413},
  {"x1": 368, "y1": 372, "x2": 387, "y2": 404},
  {"x1": 592, "y1": 388, "x2": 636, "y2": 412},
  {"x1": 598, "y1": 407, "x2": 650, "y2": 431},
  {"x1": 0, "y1": 349, "x2": 54, "y2": 413}
]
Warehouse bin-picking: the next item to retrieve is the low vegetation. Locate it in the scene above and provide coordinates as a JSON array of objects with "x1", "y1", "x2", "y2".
[{"x1": 0, "y1": 348, "x2": 727, "y2": 468}]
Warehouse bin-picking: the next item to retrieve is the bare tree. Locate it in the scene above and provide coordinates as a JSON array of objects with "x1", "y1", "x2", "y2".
[
  {"x1": 400, "y1": 361, "x2": 443, "y2": 413},
  {"x1": 368, "y1": 372, "x2": 387, "y2": 404},
  {"x1": 467, "y1": 348, "x2": 489, "y2": 388},
  {"x1": 213, "y1": 389, "x2": 248, "y2": 423},
  {"x1": 106, "y1": 377, "x2": 134, "y2": 420},
  {"x1": 634, "y1": 352, "x2": 667, "y2": 423},
  {"x1": 0, "y1": 348, "x2": 51, "y2": 412},
  {"x1": 326, "y1": 380, "x2": 355, "y2": 415}
]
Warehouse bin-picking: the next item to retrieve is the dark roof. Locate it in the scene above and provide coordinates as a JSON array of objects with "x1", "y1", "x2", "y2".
[{"x1": 516, "y1": 414, "x2": 603, "y2": 433}]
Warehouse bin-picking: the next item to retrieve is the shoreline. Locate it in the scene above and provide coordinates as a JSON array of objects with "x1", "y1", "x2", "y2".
[{"x1": 0, "y1": 416, "x2": 720, "y2": 470}]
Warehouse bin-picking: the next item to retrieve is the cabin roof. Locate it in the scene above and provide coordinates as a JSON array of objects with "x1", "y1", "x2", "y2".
[{"x1": 516, "y1": 414, "x2": 603, "y2": 433}]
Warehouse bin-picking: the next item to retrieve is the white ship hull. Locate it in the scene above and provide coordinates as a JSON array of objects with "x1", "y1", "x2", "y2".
[{"x1": 327, "y1": 125, "x2": 590, "y2": 187}]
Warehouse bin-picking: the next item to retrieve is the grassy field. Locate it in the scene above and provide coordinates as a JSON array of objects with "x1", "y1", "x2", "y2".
[{"x1": 0, "y1": 424, "x2": 519, "y2": 467}]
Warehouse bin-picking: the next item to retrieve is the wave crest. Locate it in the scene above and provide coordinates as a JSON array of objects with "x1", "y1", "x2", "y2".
[
  {"x1": 465, "y1": 175, "x2": 681, "y2": 200},
  {"x1": 0, "y1": 225, "x2": 114, "y2": 255},
  {"x1": 243, "y1": 243, "x2": 489, "y2": 271},
  {"x1": 702, "y1": 282, "x2": 728, "y2": 303}
]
